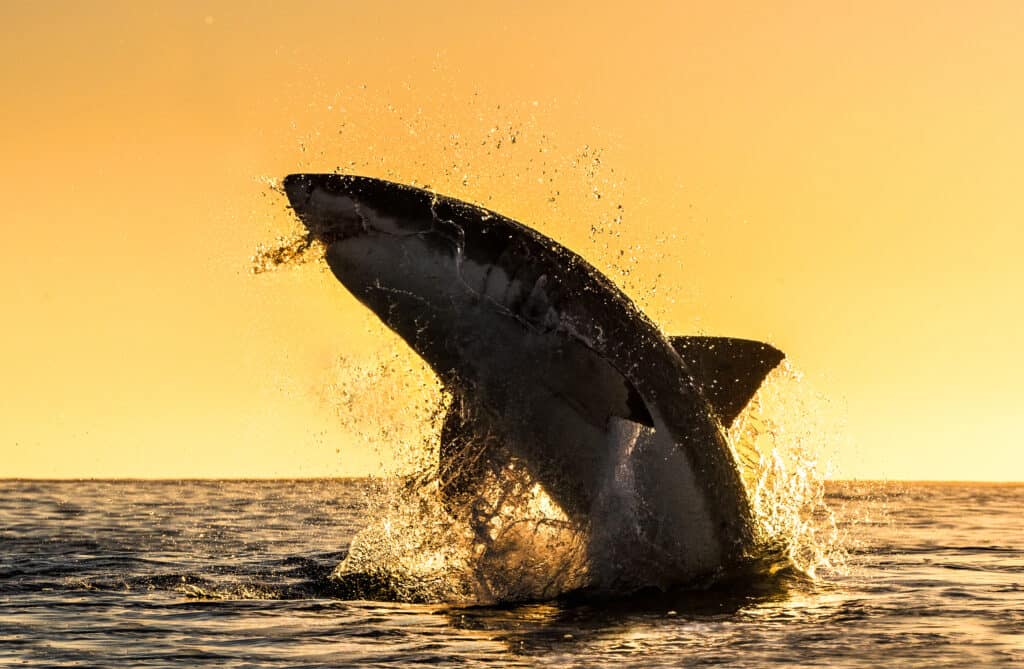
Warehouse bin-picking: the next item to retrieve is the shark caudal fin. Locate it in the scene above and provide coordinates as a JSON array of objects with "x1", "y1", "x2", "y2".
[{"x1": 669, "y1": 337, "x2": 785, "y2": 428}]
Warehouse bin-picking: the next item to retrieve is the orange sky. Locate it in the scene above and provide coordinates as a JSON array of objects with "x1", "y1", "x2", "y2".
[{"x1": 2, "y1": 1, "x2": 1021, "y2": 480}]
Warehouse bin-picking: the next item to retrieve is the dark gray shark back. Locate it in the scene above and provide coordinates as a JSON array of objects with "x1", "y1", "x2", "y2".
[{"x1": 284, "y1": 174, "x2": 783, "y2": 588}]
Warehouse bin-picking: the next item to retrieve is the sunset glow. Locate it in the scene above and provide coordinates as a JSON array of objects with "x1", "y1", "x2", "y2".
[{"x1": 2, "y1": 1, "x2": 1021, "y2": 481}]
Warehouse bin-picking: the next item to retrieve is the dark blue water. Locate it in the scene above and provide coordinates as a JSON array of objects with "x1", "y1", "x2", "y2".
[{"x1": 1, "y1": 479, "x2": 1020, "y2": 667}]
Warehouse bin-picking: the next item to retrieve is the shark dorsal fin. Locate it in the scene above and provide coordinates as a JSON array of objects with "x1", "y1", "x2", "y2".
[{"x1": 669, "y1": 336, "x2": 785, "y2": 427}]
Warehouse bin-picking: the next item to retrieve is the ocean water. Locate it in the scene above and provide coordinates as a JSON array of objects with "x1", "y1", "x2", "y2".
[{"x1": 1, "y1": 479, "x2": 1020, "y2": 667}]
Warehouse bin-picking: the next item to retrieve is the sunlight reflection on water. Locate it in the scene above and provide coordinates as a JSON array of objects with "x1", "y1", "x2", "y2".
[{"x1": 0, "y1": 480, "x2": 1020, "y2": 667}]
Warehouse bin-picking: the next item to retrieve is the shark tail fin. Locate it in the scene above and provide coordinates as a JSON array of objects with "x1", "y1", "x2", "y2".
[{"x1": 668, "y1": 336, "x2": 785, "y2": 428}]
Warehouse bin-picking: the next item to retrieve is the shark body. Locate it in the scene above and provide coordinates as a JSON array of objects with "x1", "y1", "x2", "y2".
[{"x1": 284, "y1": 174, "x2": 783, "y2": 592}]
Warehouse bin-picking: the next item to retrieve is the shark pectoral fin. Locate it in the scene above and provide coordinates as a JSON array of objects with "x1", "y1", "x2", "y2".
[
  {"x1": 536, "y1": 336, "x2": 654, "y2": 429},
  {"x1": 624, "y1": 380, "x2": 655, "y2": 427},
  {"x1": 436, "y1": 334, "x2": 654, "y2": 523},
  {"x1": 669, "y1": 336, "x2": 785, "y2": 427}
]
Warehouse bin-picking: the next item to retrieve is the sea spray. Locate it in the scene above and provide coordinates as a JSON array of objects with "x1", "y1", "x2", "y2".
[
  {"x1": 314, "y1": 350, "x2": 589, "y2": 604},
  {"x1": 728, "y1": 361, "x2": 847, "y2": 578},
  {"x1": 318, "y1": 351, "x2": 847, "y2": 603}
]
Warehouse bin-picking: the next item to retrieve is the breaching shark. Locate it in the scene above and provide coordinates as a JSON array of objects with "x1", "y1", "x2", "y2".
[{"x1": 283, "y1": 173, "x2": 784, "y2": 594}]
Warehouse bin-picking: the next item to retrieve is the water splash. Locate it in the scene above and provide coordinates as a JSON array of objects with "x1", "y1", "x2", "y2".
[
  {"x1": 318, "y1": 355, "x2": 846, "y2": 604},
  {"x1": 728, "y1": 362, "x2": 847, "y2": 578},
  {"x1": 250, "y1": 233, "x2": 320, "y2": 274},
  {"x1": 321, "y1": 350, "x2": 445, "y2": 477},
  {"x1": 332, "y1": 466, "x2": 589, "y2": 605},
  {"x1": 316, "y1": 352, "x2": 589, "y2": 605},
  {"x1": 248, "y1": 176, "x2": 323, "y2": 275}
]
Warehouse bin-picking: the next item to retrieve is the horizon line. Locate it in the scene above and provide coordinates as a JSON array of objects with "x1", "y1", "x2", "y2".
[{"x1": 2, "y1": 477, "x2": 1022, "y2": 485}]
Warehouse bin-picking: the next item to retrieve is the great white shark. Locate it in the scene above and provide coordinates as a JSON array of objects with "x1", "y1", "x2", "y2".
[{"x1": 283, "y1": 173, "x2": 784, "y2": 594}]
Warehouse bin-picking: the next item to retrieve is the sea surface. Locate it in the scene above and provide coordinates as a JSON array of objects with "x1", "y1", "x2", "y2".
[{"x1": 1, "y1": 479, "x2": 1020, "y2": 667}]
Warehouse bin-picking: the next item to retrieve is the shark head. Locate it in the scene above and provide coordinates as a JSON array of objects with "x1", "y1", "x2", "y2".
[
  {"x1": 283, "y1": 173, "x2": 469, "y2": 372},
  {"x1": 283, "y1": 173, "x2": 457, "y2": 287},
  {"x1": 283, "y1": 173, "x2": 437, "y2": 244}
]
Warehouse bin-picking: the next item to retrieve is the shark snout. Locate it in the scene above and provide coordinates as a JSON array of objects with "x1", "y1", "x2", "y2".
[
  {"x1": 283, "y1": 173, "x2": 366, "y2": 243},
  {"x1": 283, "y1": 173, "x2": 314, "y2": 212}
]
